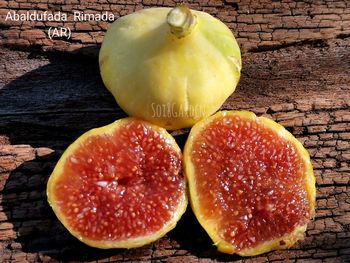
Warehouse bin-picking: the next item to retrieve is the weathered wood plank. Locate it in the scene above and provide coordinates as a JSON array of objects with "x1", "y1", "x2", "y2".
[
  {"x1": 1, "y1": 0, "x2": 350, "y2": 53},
  {"x1": 1, "y1": 0, "x2": 350, "y2": 261},
  {"x1": 1, "y1": 37, "x2": 350, "y2": 262}
]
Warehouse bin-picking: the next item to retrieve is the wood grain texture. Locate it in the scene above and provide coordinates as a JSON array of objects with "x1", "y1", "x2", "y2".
[
  {"x1": 1, "y1": 0, "x2": 350, "y2": 262},
  {"x1": 1, "y1": 0, "x2": 350, "y2": 53}
]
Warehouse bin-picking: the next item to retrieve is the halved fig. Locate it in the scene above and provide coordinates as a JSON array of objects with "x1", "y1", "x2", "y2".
[
  {"x1": 47, "y1": 118, "x2": 187, "y2": 249},
  {"x1": 184, "y1": 110, "x2": 316, "y2": 256}
]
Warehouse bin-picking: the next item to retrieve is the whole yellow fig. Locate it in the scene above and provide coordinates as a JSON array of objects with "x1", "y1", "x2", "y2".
[{"x1": 99, "y1": 5, "x2": 241, "y2": 130}]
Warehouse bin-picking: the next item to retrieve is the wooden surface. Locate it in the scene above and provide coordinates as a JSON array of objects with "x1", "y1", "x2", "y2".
[{"x1": 0, "y1": 1, "x2": 350, "y2": 262}]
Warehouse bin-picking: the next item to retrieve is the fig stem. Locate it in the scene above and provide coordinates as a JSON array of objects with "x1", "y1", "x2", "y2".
[{"x1": 167, "y1": 5, "x2": 196, "y2": 38}]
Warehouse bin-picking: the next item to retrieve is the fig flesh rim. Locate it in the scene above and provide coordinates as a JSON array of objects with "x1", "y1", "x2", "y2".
[
  {"x1": 184, "y1": 110, "x2": 316, "y2": 256},
  {"x1": 47, "y1": 118, "x2": 188, "y2": 249}
]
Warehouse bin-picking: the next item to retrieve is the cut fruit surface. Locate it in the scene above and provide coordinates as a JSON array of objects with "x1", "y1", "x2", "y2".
[
  {"x1": 184, "y1": 111, "x2": 315, "y2": 256},
  {"x1": 47, "y1": 118, "x2": 187, "y2": 249}
]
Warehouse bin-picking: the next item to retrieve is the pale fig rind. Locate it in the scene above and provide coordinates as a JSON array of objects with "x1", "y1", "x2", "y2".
[{"x1": 99, "y1": 7, "x2": 241, "y2": 130}]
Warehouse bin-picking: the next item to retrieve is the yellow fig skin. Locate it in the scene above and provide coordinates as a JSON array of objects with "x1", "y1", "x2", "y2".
[{"x1": 99, "y1": 7, "x2": 241, "y2": 130}]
